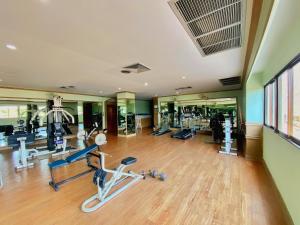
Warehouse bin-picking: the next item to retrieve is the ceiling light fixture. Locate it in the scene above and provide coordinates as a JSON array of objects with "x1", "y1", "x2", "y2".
[
  {"x1": 118, "y1": 88, "x2": 122, "y2": 91},
  {"x1": 0, "y1": 79, "x2": 3, "y2": 82},
  {"x1": 182, "y1": 76, "x2": 186, "y2": 79},
  {"x1": 40, "y1": 0, "x2": 50, "y2": 3},
  {"x1": 144, "y1": 82, "x2": 148, "y2": 86},
  {"x1": 6, "y1": 44, "x2": 17, "y2": 50},
  {"x1": 99, "y1": 91, "x2": 103, "y2": 94}
]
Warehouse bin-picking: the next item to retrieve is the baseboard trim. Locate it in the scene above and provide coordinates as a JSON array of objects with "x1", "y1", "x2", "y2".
[{"x1": 262, "y1": 160, "x2": 295, "y2": 225}]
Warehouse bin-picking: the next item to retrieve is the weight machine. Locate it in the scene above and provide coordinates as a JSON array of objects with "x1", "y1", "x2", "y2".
[
  {"x1": 219, "y1": 118, "x2": 237, "y2": 156},
  {"x1": 30, "y1": 96, "x2": 75, "y2": 157}
]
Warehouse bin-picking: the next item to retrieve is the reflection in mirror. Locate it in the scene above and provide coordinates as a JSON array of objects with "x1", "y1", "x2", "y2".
[
  {"x1": 117, "y1": 99, "x2": 136, "y2": 136},
  {"x1": 159, "y1": 98, "x2": 238, "y2": 132},
  {"x1": 0, "y1": 98, "x2": 80, "y2": 149}
]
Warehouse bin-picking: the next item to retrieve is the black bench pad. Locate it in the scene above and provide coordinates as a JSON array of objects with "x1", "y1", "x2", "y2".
[
  {"x1": 121, "y1": 157, "x2": 137, "y2": 165},
  {"x1": 65, "y1": 144, "x2": 98, "y2": 163},
  {"x1": 48, "y1": 144, "x2": 98, "y2": 169}
]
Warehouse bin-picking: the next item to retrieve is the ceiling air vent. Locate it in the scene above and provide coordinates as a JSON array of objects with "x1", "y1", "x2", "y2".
[
  {"x1": 219, "y1": 76, "x2": 241, "y2": 86},
  {"x1": 169, "y1": 0, "x2": 245, "y2": 56},
  {"x1": 175, "y1": 86, "x2": 192, "y2": 91},
  {"x1": 59, "y1": 85, "x2": 76, "y2": 89},
  {"x1": 123, "y1": 63, "x2": 150, "y2": 74}
]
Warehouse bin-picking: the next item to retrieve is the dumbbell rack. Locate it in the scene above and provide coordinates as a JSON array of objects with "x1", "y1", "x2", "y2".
[{"x1": 219, "y1": 119, "x2": 237, "y2": 156}]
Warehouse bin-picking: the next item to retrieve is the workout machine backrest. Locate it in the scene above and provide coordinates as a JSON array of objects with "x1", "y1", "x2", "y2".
[{"x1": 8, "y1": 133, "x2": 35, "y2": 149}]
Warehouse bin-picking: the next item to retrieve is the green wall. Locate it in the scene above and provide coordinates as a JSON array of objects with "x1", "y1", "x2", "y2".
[
  {"x1": 245, "y1": 74, "x2": 264, "y2": 124},
  {"x1": 135, "y1": 100, "x2": 152, "y2": 115},
  {"x1": 246, "y1": 0, "x2": 300, "y2": 224},
  {"x1": 263, "y1": 128, "x2": 300, "y2": 224}
]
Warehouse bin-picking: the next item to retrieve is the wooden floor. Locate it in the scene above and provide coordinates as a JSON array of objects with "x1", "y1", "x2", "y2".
[{"x1": 0, "y1": 130, "x2": 288, "y2": 225}]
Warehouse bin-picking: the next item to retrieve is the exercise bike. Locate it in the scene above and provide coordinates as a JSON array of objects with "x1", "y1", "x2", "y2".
[{"x1": 81, "y1": 134, "x2": 143, "y2": 213}]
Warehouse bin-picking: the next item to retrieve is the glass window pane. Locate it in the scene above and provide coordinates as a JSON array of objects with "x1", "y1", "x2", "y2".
[
  {"x1": 0, "y1": 106, "x2": 9, "y2": 118},
  {"x1": 265, "y1": 85, "x2": 271, "y2": 126},
  {"x1": 278, "y1": 72, "x2": 289, "y2": 134},
  {"x1": 271, "y1": 82, "x2": 276, "y2": 128},
  {"x1": 19, "y1": 105, "x2": 28, "y2": 118},
  {"x1": 293, "y1": 63, "x2": 300, "y2": 140},
  {"x1": 267, "y1": 84, "x2": 274, "y2": 127},
  {"x1": 8, "y1": 106, "x2": 18, "y2": 118}
]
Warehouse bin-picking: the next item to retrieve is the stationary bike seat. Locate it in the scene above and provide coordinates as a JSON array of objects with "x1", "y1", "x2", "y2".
[{"x1": 121, "y1": 157, "x2": 137, "y2": 165}]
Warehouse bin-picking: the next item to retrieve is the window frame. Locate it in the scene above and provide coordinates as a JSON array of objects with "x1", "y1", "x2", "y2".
[
  {"x1": 264, "y1": 79, "x2": 277, "y2": 129},
  {"x1": 263, "y1": 53, "x2": 300, "y2": 148}
]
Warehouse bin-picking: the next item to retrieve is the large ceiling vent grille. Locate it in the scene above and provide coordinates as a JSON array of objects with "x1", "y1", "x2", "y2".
[
  {"x1": 123, "y1": 63, "x2": 150, "y2": 74},
  {"x1": 219, "y1": 76, "x2": 241, "y2": 86},
  {"x1": 169, "y1": 0, "x2": 245, "y2": 56},
  {"x1": 175, "y1": 86, "x2": 192, "y2": 91}
]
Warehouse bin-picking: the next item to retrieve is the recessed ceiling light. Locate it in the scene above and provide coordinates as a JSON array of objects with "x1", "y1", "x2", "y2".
[
  {"x1": 118, "y1": 87, "x2": 122, "y2": 91},
  {"x1": 99, "y1": 91, "x2": 103, "y2": 94},
  {"x1": 182, "y1": 76, "x2": 186, "y2": 79},
  {"x1": 6, "y1": 44, "x2": 17, "y2": 50},
  {"x1": 144, "y1": 82, "x2": 148, "y2": 86}
]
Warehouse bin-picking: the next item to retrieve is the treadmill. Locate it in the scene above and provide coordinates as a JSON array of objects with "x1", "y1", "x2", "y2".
[
  {"x1": 152, "y1": 126, "x2": 171, "y2": 136},
  {"x1": 152, "y1": 112, "x2": 171, "y2": 136},
  {"x1": 171, "y1": 128, "x2": 193, "y2": 140},
  {"x1": 171, "y1": 107, "x2": 195, "y2": 140}
]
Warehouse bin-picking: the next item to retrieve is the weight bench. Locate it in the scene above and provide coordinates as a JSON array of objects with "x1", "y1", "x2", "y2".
[
  {"x1": 81, "y1": 152, "x2": 143, "y2": 212},
  {"x1": 48, "y1": 143, "x2": 101, "y2": 191}
]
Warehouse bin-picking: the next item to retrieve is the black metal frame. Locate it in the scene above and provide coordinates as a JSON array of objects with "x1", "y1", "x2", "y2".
[{"x1": 49, "y1": 152, "x2": 101, "y2": 191}]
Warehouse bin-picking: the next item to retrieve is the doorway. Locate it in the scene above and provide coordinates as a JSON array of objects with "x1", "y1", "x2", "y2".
[{"x1": 106, "y1": 101, "x2": 117, "y2": 135}]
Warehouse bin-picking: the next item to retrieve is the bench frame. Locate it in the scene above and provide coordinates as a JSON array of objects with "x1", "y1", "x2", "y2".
[
  {"x1": 49, "y1": 147, "x2": 101, "y2": 191},
  {"x1": 81, "y1": 152, "x2": 143, "y2": 213}
]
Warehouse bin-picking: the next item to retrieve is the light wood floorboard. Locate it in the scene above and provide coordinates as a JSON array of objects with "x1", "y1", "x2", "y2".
[{"x1": 0, "y1": 130, "x2": 288, "y2": 225}]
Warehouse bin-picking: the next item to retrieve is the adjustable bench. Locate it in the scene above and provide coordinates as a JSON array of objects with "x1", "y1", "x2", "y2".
[{"x1": 48, "y1": 143, "x2": 100, "y2": 191}]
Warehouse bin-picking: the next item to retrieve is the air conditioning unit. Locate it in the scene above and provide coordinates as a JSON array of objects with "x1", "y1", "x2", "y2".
[{"x1": 169, "y1": 0, "x2": 246, "y2": 56}]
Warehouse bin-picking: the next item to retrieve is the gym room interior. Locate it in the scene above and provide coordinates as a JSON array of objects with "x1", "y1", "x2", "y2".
[{"x1": 0, "y1": 0, "x2": 299, "y2": 224}]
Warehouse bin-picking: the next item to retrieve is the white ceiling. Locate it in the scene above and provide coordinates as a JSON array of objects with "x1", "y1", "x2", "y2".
[
  {"x1": 0, "y1": 0, "x2": 252, "y2": 99},
  {"x1": 249, "y1": 0, "x2": 300, "y2": 83}
]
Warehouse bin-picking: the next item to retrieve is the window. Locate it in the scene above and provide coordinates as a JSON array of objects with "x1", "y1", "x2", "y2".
[
  {"x1": 19, "y1": 105, "x2": 28, "y2": 118},
  {"x1": 264, "y1": 81, "x2": 276, "y2": 128},
  {"x1": 0, "y1": 106, "x2": 19, "y2": 118},
  {"x1": 292, "y1": 62, "x2": 300, "y2": 141},
  {"x1": 38, "y1": 105, "x2": 46, "y2": 118},
  {"x1": 264, "y1": 54, "x2": 300, "y2": 147},
  {"x1": 0, "y1": 106, "x2": 9, "y2": 118},
  {"x1": 278, "y1": 71, "x2": 289, "y2": 134}
]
